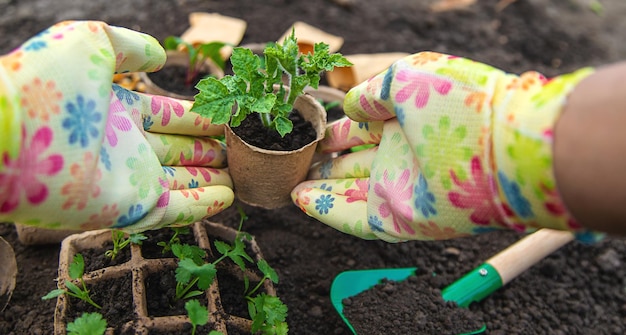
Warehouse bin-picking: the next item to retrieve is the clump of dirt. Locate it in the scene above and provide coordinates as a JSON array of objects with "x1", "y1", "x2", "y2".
[{"x1": 344, "y1": 271, "x2": 484, "y2": 335}]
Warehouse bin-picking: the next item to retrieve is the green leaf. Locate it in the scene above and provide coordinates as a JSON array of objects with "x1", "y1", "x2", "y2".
[
  {"x1": 163, "y1": 36, "x2": 183, "y2": 50},
  {"x1": 257, "y1": 259, "x2": 279, "y2": 284},
  {"x1": 191, "y1": 78, "x2": 235, "y2": 124},
  {"x1": 42, "y1": 288, "x2": 65, "y2": 300},
  {"x1": 189, "y1": 245, "x2": 207, "y2": 265},
  {"x1": 195, "y1": 263, "x2": 217, "y2": 290},
  {"x1": 69, "y1": 254, "x2": 85, "y2": 280},
  {"x1": 185, "y1": 299, "x2": 209, "y2": 327},
  {"x1": 129, "y1": 233, "x2": 147, "y2": 245},
  {"x1": 249, "y1": 294, "x2": 288, "y2": 333},
  {"x1": 176, "y1": 259, "x2": 217, "y2": 290},
  {"x1": 175, "y1": 258, "x2": 194, "y2": 284},
  {"x1": 231, "y1": 47, "x2": 262, "y2": 82},
  {"x1": 66, "y1": 312, "x2": 107, "y2": 335},
  {"x1": 231, "y1": 238, "x2": 254, "y2": 271},
  {"x1": 273, "y1": 116, "x2": 293, "y2": 137},
  {"x1": 65, "y1": 280, "x2": 84, "y2": 297},
  {"x1": 171, "y1": 243, "x2": 206, "y2": 265},
  {"x1": 198, "y1": 41, "x2": 227, "y2": 70},
  {"x1": 214, "y1": 240, "x2": 233, "y2": 256},
  {"x1": 259, "y1": 294, "x2": 288, "y2": 325},
  {"x1": 251, "y1": 94, "x2": 277, "y2": 114},
  {"x1": 274, "y1": 321, "x2": 290, "y2": 335},
  {"x1": 182, "y1": 290, "x2": 204, "y2": 300},
  {"x1": 170, "y1": 243, "x2": 184, "y2": 258},
  {"x1": 263, "y1": 53, "x2": 282, "y2": 88},
  {"x1": 266, "y1": 30, "x2": 299, "y2": 76}
]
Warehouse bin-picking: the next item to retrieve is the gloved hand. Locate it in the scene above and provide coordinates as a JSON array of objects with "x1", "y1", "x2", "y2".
[
  {"x1": 292, "y1": 52, "x2": 594, "y2": 242},
  {"x1": 0, "y1": 21, "x2": 234, "y2": 233}
]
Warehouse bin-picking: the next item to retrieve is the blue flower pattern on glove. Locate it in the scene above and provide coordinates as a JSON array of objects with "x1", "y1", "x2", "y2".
[
  {"x1": 414, "y1": 174, "x2": 437, "y2": 218},
  {"x1": 63, "y1": 95, "x2": 101, "y2": 148},
  {"x1": 368, "y1": 215, "x2": 385, "y2": 233},
  {"x1": 113, "y1": 84, "x2": 140, "y2": 105},
  {"x1": 319, "y1": 160, "x2": 333, "y2": 179},
  {"x1": 100, "y1": 147, "x2": 112, "y2": 171},
  {"x1": 115, "y1": 204, "x2": 148, "y2": 228},
  {"x1": 315, "y1": 194, "x2": 334, "y2": 215},
  {"x1": 498, "y1": 171, "x2": 534, "y2": 218}
]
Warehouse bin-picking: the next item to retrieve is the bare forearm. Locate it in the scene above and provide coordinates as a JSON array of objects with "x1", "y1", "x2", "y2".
[{"x1": 554, "y1": 61, "x2": 626, "y2": 235}]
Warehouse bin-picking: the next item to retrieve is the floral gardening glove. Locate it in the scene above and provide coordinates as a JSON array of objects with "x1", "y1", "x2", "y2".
[
  {"x1": 292, "y1": 52, "x2": 595, "y2": 242},
  {"x1": 0, "y1": 21, "x2": 234, "y2": 233}
]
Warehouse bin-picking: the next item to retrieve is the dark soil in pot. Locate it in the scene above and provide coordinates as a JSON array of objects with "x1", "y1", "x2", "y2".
[
  {"x1": 232, "y1": 108, "x2": 317, "y2": 151},
  {"x1": 63, "y1": 272, "x2": 135, "y2": 331},
  {"x1": 140, "y1": 227, "x2": 198, "y2": 259},
  {"x1": 146, "y1": 65, "x2": 211, "y2": 97},
  {"x1": 81, "y1": 240, "x2": 132, "y2": 273},
  {"x1": 3, "y1": 1, "x2": 626, "y2": 335},
  {"x1": 144, "y1": 266, "x2": 210, "y2": 317}
]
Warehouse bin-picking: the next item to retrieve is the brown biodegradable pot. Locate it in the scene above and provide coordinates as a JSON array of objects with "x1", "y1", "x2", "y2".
[
  {"x1": 139, "y1": 50, "x2": 225, "y2": 101},
  {"x1": 226, "y1": 93, "x2": 327, "y2": 209},
  {"x1": 53, "y1": 221, "x2": 275, "y2": 335},
  {"x1": 14, "y1": 224, "x2": 80, "y2": 245}
]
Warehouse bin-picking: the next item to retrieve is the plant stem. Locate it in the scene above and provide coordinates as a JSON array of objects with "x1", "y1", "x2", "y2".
[
  {"x1": 176, "y1": 277, "x2": 200, "y2": 300},
  {"x1": 259, "y1": 113, "x2": 273, "y2": 128},
  {"x1": 247, "y1": 278, "x2": 266, "y2": 298}
]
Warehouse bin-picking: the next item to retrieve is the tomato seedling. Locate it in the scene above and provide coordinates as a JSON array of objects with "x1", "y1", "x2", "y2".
[{"x1": 191, "y1": 29, "x2": 352, "y2": 137}]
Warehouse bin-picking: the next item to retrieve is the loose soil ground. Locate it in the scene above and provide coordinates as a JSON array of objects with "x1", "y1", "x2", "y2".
[{"x1": 2, "y1": 0, "x2": 626, "y2": 334}]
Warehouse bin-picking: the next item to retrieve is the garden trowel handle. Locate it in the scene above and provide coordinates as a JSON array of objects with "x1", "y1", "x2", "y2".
[
  {"x1": 488, "y1": 228, "x2": 574, "y2": 284},
  {"x1": 441, "y1": 229, "x2": 574, "y2": 308}
]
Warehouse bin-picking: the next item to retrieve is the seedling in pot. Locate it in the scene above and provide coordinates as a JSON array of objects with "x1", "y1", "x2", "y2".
[
  {"x1": 163, "y1": 36, "x2": 228, "y2": 87},
  {"x1": 245, "y1": 259, "x2": 288, "y2": 335},
  {"x1": 172, "y1": 243, "x2": 214, "y2": 300},
  {"x1": 231, "y1": 207, "x2": 288, "y2": 335},
  {"x1": 66, "y1": 312, "x2": 107, "y2": 335},
  {"x1": 164, "y1": 206, "x2": 288, "y2": 333},
  {"x1": 191, "y1": 29, "x2": 352, "y2": 137},
  {"x1": 318, "y1": 99, "x2": 340, "y2": 112},
  {"x1": 42, "y1": 253, "x2": 102, "y2": 309},
  {"x1": 185, "y1": 299, "x2": 209, "y2": 335},
  {"x1": 104, "y1": 229, "x2": 146, "y2": 260},
  {"x1": 172, "y1": 233, "x2": 257, "y2": 301},
  {"x1": 158, "y1": 226, "x2": 191, "y2": 254}
]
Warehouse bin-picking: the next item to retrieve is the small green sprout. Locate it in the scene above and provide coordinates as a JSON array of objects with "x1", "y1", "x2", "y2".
[
  {"x1": 165, "y1": 207, "x2": 289, "y2": 334},
  {"x1": 163, "y1": 36, "x2": 227, "y2": 87},
  {"x1": 318, "y1": 99, "x2": 341, "y2": 112},
  {"x1": 66, "y1": 312, "x2": 107, "y2": 335},
  {"x1": 192, "y1": 29, "x2": 352, "y2": 137},
  {"x1": 42, "y1": 253, "x2": 102, "y2": 309},
  {"x1": 589, "y1": 0, "x2": 604, "y2": 16},
  {"x1": 185, "y1": 299, "x2": 209, "y2": 335},
  {"x1": 172, "y1": 243, "x2": 214, "y2": 300},
  {"x1": 105, "y1": 230, "x2": 146, "y2": 260},
  {"x1": 245, "y1": 259, "x2": 288, "y2": 335},
  {"x1": 158, "y1": 226, "x2": 191, "y2": 254}
]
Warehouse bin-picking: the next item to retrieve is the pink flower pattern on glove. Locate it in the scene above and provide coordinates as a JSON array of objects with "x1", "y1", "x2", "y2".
[{"x1": 0, "y1": 126, "x2": 63, "y2": 212}]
